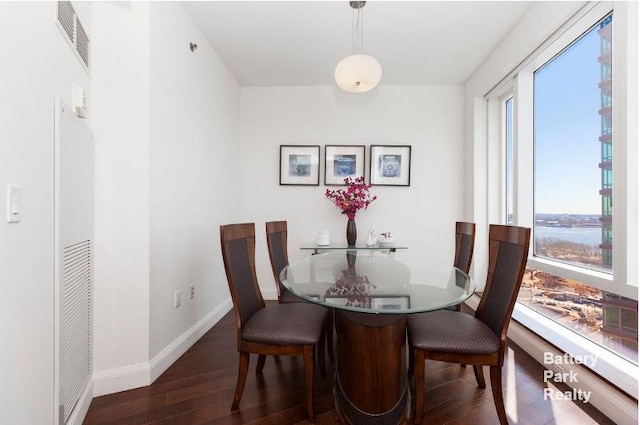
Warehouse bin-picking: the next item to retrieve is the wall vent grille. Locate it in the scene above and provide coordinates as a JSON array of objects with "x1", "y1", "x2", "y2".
[
  {"x1": 62, "y1": 239, "x2": 92, "y2": 423},
  {"x1": 56, "y1": 1, "x2": 90, "y2": 70},
  {"x1": 57, "y1": 1, "x2": 74, "y2": 42}
]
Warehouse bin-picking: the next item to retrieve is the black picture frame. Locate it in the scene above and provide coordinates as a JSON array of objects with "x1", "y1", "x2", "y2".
[
  {"x1": 279, "y1": 145, "x2": 320, "y2": 186},
  {"x1": 324, "y1": 145, "x2": 366, "y2": 185},
  {"x1": 369, "y1": 145, "x2": 412, "y2": 186}
]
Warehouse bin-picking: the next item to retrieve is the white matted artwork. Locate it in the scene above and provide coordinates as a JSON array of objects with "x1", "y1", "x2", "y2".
[
  {"x1": 279, "y1": 145, "x2": 320, "y2": 185},
  {"x1": 324, "y1": 145, "x2": 366, "y2": 185},
  {"x1": 370, "y1": 145, "x2": 411, "y2": 186}
]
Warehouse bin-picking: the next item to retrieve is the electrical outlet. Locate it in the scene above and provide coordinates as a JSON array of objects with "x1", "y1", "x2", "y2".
[
  {"x1": 174, "y1": 290, "x2": 182, "y2": 308},
  {"x1": 189, "y1": 284, "x2": 195, "y2": 300}
]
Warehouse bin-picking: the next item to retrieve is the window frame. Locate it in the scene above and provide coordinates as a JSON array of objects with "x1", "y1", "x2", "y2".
[
  {"x1": 510, "y1": 2, "x2": 637, "y2": 300},
  {"x1": 484, "y1": 0, "x2": 638, "y2": 396}
]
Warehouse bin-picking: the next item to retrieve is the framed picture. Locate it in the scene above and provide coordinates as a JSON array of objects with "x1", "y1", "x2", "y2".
[
  {"x1": 370, "y1": 296, "x2": 410, "y2": 311},
  {"x1": 369, "y1": 145, "x2": 412, "y2": 186},
  {"x1": 279, "y1": 145, "x2": 320, "y2": 185},
  {"x1": 324, "y1": 145, "x2": 366, "y2": 185}
]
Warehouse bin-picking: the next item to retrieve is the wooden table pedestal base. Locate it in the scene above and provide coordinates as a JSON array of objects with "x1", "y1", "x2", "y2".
[{"x1": 334, "y1": 310, "x2": 409, "y2": 425}]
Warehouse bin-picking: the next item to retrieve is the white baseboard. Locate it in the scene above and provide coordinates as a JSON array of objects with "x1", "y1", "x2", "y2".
[
  {"x1": 92, "y1": 297, "x2": 233, "y2": 397},
  {"x1": 463, "y1": 295, "x2": 638, "y2": 425},
  {"x1": 149, "y1": 298, "x2": 233, "y2": 382},
  {"x1": 65, "y1": 380, "x2": 93, "y2": 425},
  {"x1": 92, "y1": 360, "x2": 151, "y2": 397}
]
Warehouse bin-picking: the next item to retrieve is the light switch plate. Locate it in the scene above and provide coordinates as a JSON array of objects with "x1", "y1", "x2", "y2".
[{"x1": 7, "y1": 184, "x2": 21, "y2": 223}]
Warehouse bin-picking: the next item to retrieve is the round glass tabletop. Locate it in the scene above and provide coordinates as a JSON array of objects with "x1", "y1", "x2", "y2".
[{"x1": 280, "y1": 250, "x2": 475, "y2": 314}]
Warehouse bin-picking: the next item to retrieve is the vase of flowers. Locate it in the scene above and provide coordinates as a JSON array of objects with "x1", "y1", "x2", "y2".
[{"x1": 325, "y1": 176, "x2": 377, "y2": 246}]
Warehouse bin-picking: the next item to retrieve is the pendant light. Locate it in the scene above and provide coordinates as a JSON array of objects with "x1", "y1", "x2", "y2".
[{"x1": 334, "y1": 1, "x2": 382, "y2": 93}]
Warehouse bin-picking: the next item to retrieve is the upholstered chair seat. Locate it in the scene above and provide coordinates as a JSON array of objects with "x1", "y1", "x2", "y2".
[
  {"x1": 408, "y1": 309, "x2": 500, "y2": 355},
  {"x1": 242, "y1": 303, "x2": 327, "y2": 345}
]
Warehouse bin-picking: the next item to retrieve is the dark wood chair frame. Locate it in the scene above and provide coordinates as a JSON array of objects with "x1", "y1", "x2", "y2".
[
  {"x1": 265, "y1": 220, "x2": 335, "y2": 362},
  {"x1": 220, "y1": 222, "x2": 327, "y2": 422},
  {"x1": 409, "y1": 224, "x2": 531, "y2": 425},
  {"x1": 265, "y1": 220, "x2": 293, "y2": 302},
  {"x1": 452, "y1": 221, "x2": 476, "y2": 311},
  {"x1": 454, "y1": 221, "x2": 476, "y2": 273}
]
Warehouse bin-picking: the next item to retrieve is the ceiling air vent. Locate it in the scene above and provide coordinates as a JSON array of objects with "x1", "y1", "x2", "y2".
[{"x1": 56, "y1": 1, "x2": 90, "y2": 71}]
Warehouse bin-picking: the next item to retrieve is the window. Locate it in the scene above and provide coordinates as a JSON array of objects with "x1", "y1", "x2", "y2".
[
  {"x1": 518, "y1": 268, "x2": 637, "y2": 363},
  {"x1": 533, "y1": 16, "x2": 610, "y2": 273},
  {"x1": 527, "y1": 12, "x2": 637, "y2": 364},
  {"x1": 487, "y1": 1, "x2": 638, "y2": 388}
]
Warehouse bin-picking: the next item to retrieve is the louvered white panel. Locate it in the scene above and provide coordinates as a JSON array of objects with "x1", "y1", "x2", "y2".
[
  {"x1": 62, "y1": 240, "x2": 91, "y2": 423},
  {"x1": 56, "y1": 1, "x2": 90, "y2": 71},
  {"x1": 55, "y1": 102, "x2": 93, "y2": 425},
  {"x1": 57, "y1": 1, "x2": 75, "y2": 43},
  {"x1": 75, "y1": 21, "x2": 89, "y2": 68}
]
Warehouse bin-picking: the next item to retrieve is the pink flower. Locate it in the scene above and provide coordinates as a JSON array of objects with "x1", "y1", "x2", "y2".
[{"x1": 325, "y1": 176, "x2": 377, "y2": 220}]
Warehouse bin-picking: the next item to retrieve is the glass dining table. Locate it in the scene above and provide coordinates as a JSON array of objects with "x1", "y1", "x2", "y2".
[{"x1": 280, "y1": 250, "x2": 475, "y2": 425}]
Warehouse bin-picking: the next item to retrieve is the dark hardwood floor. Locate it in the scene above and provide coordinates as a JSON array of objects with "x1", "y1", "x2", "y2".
[{"x1": 84, "y1": 306, "x2": 615, "y2": 425}]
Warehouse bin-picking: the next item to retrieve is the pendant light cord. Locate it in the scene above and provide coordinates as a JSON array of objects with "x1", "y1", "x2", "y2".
[{"x1": 352, "y1": 6, "x2": 364, "y2": 55}]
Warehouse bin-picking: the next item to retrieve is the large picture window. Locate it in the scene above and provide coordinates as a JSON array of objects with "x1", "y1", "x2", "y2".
[
  {"x1": 533, "y1": 15, "x2": 612, "y2": 274},
  {"x1": 489, "y1": 2, "x2": 638, "y2": 382},
  {"x1": 526, "y1": 12, "x2": 637, "y2": 364}
]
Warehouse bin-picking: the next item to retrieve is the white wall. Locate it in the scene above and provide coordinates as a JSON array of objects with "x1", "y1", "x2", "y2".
[
  {"x1": 0, "y1": 2, "x2": 91, "y2": 424},
  {"x1": 148, "y1": 2, "x2": 240, "y2": 360},
  {"x1": 91, "y1": 1, "x2": 241, "y2": 395},
  {"x1": 91, "y1": 1, "x2": 152, "y2": 394},
  {"x1": 240, "y1": 86, "x2": 464, "y2": 297}
]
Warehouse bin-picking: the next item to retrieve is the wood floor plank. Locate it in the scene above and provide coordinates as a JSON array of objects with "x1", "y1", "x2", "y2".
[{"x1": 84, "y1": 307, "x2": 616, "y2": 425}]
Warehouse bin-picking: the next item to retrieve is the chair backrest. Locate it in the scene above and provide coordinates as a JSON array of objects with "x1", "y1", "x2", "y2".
[
  {"x1": 265, "y1": 221, "x2": 289, "y2": 301},
  {"x1": 454, "y1": 221, "x2": 476, "y2": 274},
  {"x1": 475, "y1": 225, "x2": 531, "y2": 350},
  {"x1": 220, "y1": 223, "x2": 265, "y2": 335}
]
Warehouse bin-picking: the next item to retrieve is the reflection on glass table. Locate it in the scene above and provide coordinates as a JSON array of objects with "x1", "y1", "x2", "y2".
[
  {"x1": 300, "y1": 243, "x2": 408, "y2": 254},
  {"x1": 281, "y1": 250, "x2": 473, "y2": 314}
]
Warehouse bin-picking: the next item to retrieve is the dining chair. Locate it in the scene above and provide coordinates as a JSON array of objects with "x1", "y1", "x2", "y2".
[
  {"x1": 448, "y1": 221, "x2": 476, "y2": 311},
  {"x1": 265, "y1": 220, "x2": 299, "y2": 303},
  {"x1": 454, "y1": 221, "x2": 476, "y2": 274},
  {"x1": 266, "y1": 220, "x2": 335, "y2": 362},
  {"x1": 220, "y1": 222, "x2": 328, "y2": 422},
  {"x1": 408, "y1": 224, "x2": 530, "y2": 425}
]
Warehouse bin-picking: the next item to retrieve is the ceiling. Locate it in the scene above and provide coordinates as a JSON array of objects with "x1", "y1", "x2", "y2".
[{"x1": 182, "y1": 1, "x2": 533, "y2": 87}]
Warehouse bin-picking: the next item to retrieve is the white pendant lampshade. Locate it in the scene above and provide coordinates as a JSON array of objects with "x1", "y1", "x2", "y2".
[
  {"x1": 335, "y1": 1, "x2": 381, "y2": 93},
  {"x1": 334, "y1": 54, "x2": 382, "y2": 93}
]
